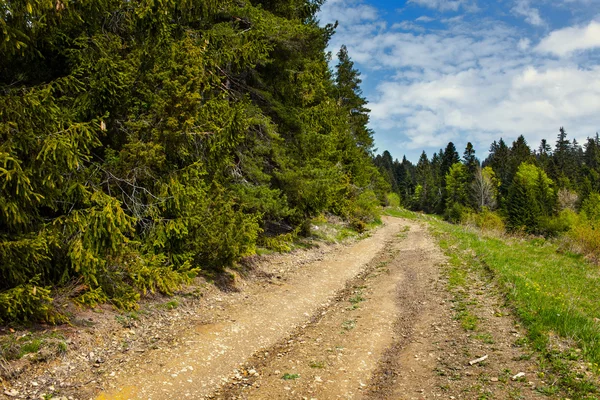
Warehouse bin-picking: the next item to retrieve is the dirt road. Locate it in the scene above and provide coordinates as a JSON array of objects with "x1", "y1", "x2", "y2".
[{"x1": 2, "y1": 217, "x2": 550, "y2": 399}]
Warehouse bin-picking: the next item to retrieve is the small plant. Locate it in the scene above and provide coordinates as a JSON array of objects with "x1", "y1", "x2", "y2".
[
  {"x1": 161, "y1": 300, "x2": 179, "y2": 310},
  {"x1": 341, "y1": 319, "x2": 356, "y2": 331},
  {"x1": 349, "y1": 290, "x2": 364, "y2": 309},
  {"x1": 473, "y1": 333, "x2": 494, "y2": 344},
  {"x1": 456, "y1": 310, "x2": 478, "y2": 331},
  {"x1": 115, "y1": 311, "x2": 139, "y2": 328},
  {"x1": 18, "y1": 339, "x2": 42, "y2": 358},
  {"x1": 282, "y1": 373, "x2": 300, "y2": 380},
  {"x1": 309, "y1": 361, "x2": 325, "y2": 368},
  {"x1": 57, "y1": 340, "x2": 68, "y2": 353}
]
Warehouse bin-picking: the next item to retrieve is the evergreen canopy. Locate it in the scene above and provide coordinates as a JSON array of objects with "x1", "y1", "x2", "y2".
[{"x1": 0, "y1": 0, "x2": 387, "y2": 322}]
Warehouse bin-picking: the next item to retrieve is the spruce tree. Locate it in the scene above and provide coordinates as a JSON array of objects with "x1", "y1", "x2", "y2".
[
  {"x1": 462, "y1": 142, "x2": 479, "y2": 176},
  {"x1": 335, "y1": 45, "x2": 374, "y2": 153},
  {"x1": 0, "y1": 0, "x2": 388, "y2": 322}
]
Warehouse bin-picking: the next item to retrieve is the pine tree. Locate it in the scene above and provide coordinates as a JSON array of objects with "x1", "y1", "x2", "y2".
[
  {"x1": 462, "y1": 142, "x2": 479, "y2": 176},
  {"x1": 445, "y1": 163, "x2": 470, "y2": 208},
  {"x1": 484, "y1": 138, "x2": 511, "y2": 204},
  {"x1": 550, "y1": 127, "x2": 576, "y2": 188},
  {"x1": 335, "y1": 45, "x2": 374, "y2": 153},
  {"x1": 441, "y1": 142, "x2": 461, "y2": 177},
  {"x1": 506, "y1": 163, "x2": 554, "y2": 233}
]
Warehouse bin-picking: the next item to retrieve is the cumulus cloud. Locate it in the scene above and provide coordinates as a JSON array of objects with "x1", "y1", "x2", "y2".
[
  {"x1": 535, "y1": 21, "x2": 600, "y2": 56},
  {"x1": 318, "y1": 0, "x2": 379, "y2": 25},
  {"x1": 319, "y1": 0, "x2": 600, "y2": 159}
]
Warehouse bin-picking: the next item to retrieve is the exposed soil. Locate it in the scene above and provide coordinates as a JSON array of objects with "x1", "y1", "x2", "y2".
[{"x1": 1, "y1": 217, "x2": 554, "y2": 400}]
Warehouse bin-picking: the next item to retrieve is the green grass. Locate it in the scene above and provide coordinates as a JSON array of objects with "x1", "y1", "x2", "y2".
[
  {"x1": 282, "y1": 373, "x2": 300, "y2": 380},
  {"x1": 473, "y1": 333, "x2": 495, "y2": 344},
  {"x1": 0, "y1": 331, "x2": 68, "y2": 361},
  {"x1": 384, "y1": 208, "x2": 419, "y2": 220},
  {"x1": 160, "y1": 300, "x2": 179, "y2": 310},
  {"x1": 425, "y1": 217, "x2": 600, "y2": 398}
]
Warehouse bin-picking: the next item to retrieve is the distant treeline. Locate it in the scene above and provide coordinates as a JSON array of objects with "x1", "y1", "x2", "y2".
[
  {"x1": 376, "y1": 129, "x2": 600, "y2": 235},
  {"x1": 0, "y1": 0, "x2": 389, "y2": 322}
]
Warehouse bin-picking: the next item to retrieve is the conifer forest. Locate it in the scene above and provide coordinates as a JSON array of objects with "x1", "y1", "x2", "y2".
[{"x1": 375, "y1": 129, "x2": 600, "y2": 240}]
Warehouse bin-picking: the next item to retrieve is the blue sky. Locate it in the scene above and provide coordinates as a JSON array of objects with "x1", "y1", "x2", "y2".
[{"x1": 318, "y1": 0, "x2": 600, "y2": 162}]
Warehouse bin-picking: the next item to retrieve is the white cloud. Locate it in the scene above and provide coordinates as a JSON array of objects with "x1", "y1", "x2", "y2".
[
  {"x1": 416, "y1": 15, "x2": 435, "y2": 22},
  {"x1": 408, "y1": 0, "x2": 473, "y2": 12},
  {"x1": 518, "y1": 38, "x2": 531, "y2": 51},
  {"x1": 319, "y1": 0, "x2": 600, "y2": 159},
  {"x1": 512, "y1": 0, "x2": 544, "y2": 26},
  {"x1": 535, "y1": 20, "x2": 600, "y2": 56},
  {"x1": 318, "y1": 0, "x2": 379, "y2": 25}
]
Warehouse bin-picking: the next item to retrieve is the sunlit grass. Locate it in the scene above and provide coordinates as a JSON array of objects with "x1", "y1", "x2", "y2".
[{"x1": 426, "y1": 218, "x2": 600, "y2": 397}]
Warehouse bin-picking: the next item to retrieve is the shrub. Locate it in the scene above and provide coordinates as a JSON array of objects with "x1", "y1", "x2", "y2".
[
  {"x1": 568, "y1": 221, "x2": 600, "y2": 264},
  {"x1": 478, "y1": 209, "x2": 505, "y2": 232},
  {"x1": 462, "y1": 208, "x2": 505, "y2": 232},
  {"x1": 581, "y1": 192, "x2": 600, "y2": 222},
  {"x1": 444, "y1": 203, "x2": 470, "y2": 224},
  {"x1": 538, "y1": 209, "x2": 578, "y2": 237},
  {"x1": 349, "y1": 190, "x2": 381, "y2": 225},
  {"x1": 385, "y1": 192, "x2": 401, "y2": 208}
]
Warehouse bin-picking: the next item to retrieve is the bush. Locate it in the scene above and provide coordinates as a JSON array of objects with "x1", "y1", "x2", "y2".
[
  {"x1": 349, "y1": 190, "x2": 381, "y2": 225},
  {"x1": 0, "y1": 278, "x2": 61, "y2": 324},
  {"x1": 538, "y1": 209, "x2": 578, "y2": 237},
  {"x1": 568, "y1": 221, "x2": 600, "y2": 264},
  {"x1": 385, "y1": 192, "x2": 401, "y2": 208},
  {"x1": 462, "y1": 208, "x2": 505, "y2": 232},
  {"x1": 581, "y1": 192, "x2": 600, "y2": 221},
  {"x1": 444, "y1": 203, "x2": 470, "y2": 224}
]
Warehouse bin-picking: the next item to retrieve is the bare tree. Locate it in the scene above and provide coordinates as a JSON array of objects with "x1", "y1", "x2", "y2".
[{"x1": 471, "y1": 166, "x2": 498, "y2": 210}]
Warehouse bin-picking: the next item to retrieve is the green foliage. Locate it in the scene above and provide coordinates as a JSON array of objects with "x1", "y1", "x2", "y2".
[
  {"x1": 444, "y1": 202, "x2": 470, "y2": 224},
  {"x1": 463, "y1": 208, "x2": 505, "y2": 232},
  {"x1": 348, "y1": 190, "x2": 381, "y2": 225},
  {"x1": 445, "y1": 162, "x2": 469, "y2": 213},
  {"x1": 385, "y1": 192, "x2": 401, "y2": 208},
  {"x1": 507, "y1": 163, "x2": 555, "y2": 234},
  {"x1": 0, "y1": 278, "x2": 56, "y2": 323},
  {"x1": 581, "y1": 193, "x2": 600, "y2": 221},
  {"x1": 380, "y1": 128, "x2": 600, "y2": 241},
  {"x1": 567, "y1": 211, "x2": 600, "y2": 264},
  {"x1": 0, "y1": 0, "x2": 386, "y2": 322},
  {"x1": 430, "y1": 218, "x2": 600, "y2": 398},
  {"x1": 538, "y1": 209, "x2": 578, "y2": 237}
]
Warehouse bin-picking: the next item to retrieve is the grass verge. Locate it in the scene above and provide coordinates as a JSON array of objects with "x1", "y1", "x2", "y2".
[{"x1": 420, "y1": 214, "x2": 600, "y2": 398}]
